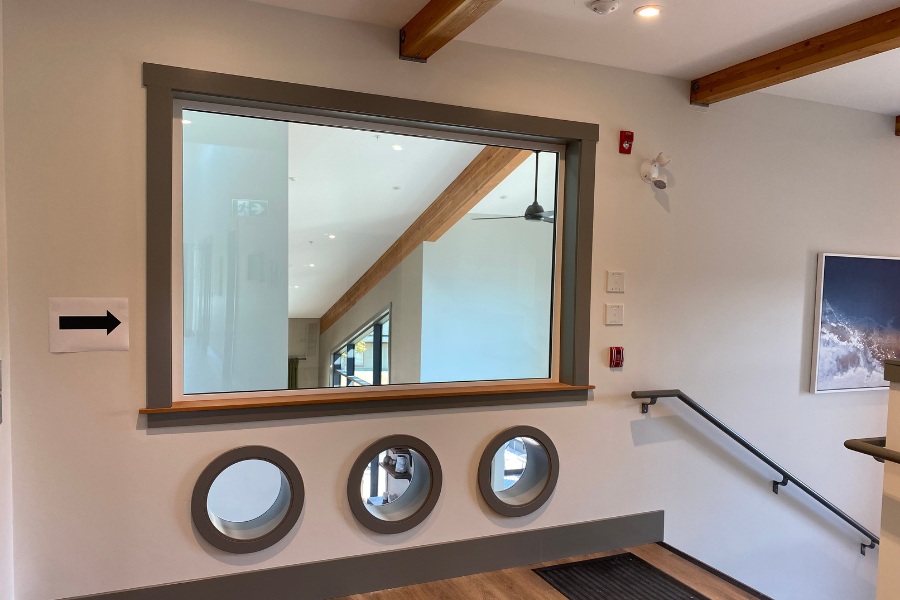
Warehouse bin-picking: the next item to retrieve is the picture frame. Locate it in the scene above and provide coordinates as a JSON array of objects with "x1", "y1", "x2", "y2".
[{"x1": 811, "y1": 253, "x2": 900, "y2": 393}]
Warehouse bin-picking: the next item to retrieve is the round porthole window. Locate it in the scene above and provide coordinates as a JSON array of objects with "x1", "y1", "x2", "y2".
[
  {"x1": 347, "y1": 435, "x2": 442, "y2": 534},
  {"x1": 192, "y1": 446, "x2": 304, "y2": 553},
  {"x1": 478, "y1": 426, "x2": 559, "y2": 517}
]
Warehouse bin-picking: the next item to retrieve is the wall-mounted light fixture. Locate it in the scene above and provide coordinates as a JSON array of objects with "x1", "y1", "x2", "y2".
[{"x1": 640, "y1": 152, "x2": 671, "y2": 190}]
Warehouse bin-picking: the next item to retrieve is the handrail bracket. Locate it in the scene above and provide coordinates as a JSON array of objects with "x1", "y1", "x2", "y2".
[
  {"x1": 641, "y1": 397, "x2": 658, "y2": 414},
  {"x1": 773, "y1": 476, "x2": 789, "y2": 495}
]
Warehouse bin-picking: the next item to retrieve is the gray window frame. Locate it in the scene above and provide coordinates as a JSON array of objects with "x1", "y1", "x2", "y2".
[{"x1": 143, "y1": 63, "x2": 597, "y2": 426}]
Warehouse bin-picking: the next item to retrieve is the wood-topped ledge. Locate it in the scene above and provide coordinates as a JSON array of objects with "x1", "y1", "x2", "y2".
[{"x1": 141, "y1": 382, "x2": 594, "y2": 415}]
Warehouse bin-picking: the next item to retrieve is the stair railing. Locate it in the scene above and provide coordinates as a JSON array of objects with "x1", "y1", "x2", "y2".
[
  {"x1": 845, "y1": 436, "x2": 900, "y2": 465},
  {"x1": 632, "y1": 389, "x2": 879, "y2": 556}
]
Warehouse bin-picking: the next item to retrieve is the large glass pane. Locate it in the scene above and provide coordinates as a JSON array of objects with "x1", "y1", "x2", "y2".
[{"x1": 181, "y1": 107, "x2": 559, "y2": 395}]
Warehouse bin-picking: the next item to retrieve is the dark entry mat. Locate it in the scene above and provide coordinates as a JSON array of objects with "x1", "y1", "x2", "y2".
[{"x1": 534, "y1": 553, "x2": 712, "y2": 600}]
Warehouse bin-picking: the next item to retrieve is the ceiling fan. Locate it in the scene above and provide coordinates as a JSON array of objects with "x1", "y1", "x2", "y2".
[{"x1": 473, "y1": 151, "x2": 554, "y2": 224}]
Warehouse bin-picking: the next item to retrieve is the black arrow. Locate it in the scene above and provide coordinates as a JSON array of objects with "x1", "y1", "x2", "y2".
[{"x1": 59, "y1": 311, "x2": 121, "y2": 335}]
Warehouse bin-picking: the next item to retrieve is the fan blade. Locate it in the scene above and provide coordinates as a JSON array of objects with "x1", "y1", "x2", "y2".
[
  {"x1": 542, "y1": 217, "x2": 555, "y2": 224},
  {"x1": 471, "y1": 216, "x2": 525, "y2": 221},
  {"x1": 537, "y1": 210, "x2": 555, "y2": 218}
]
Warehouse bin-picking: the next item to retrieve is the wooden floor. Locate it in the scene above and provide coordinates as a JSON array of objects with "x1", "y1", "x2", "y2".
[{"x1": 335, "y1": 544, "x2": 762, "y2": 600}]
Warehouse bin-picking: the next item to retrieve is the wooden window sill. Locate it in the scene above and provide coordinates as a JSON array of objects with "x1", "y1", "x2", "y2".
[{"x1": 140, "y1": 383, "x2": 594, "y2": 428}]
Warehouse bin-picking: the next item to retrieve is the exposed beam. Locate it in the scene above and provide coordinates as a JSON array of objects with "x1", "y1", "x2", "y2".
[
  {"x1": 691, "y1": 7, "x2": 900, "y2": 105},
  {"x1": 896, "y1": 116, "x2": 900, "y2": 136},
  {"x1": 400, "y1": 0, "x2": 502, "y2": 62},
  {"x1": 320, "y1": 146, "x2": 530, "y2": 333}
]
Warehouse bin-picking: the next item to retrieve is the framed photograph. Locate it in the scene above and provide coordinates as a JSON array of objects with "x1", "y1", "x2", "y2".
[{"x1": 811, "y1": 253, "x2": 900, "y2": 393}]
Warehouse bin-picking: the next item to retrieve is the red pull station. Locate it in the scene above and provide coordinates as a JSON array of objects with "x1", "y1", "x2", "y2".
[
  {"x1": 610, "y1": 347, "x2": 624, "y2": 368},
  {"x1": 619, "y1": 131, "x2": 634, "y2": 154}
]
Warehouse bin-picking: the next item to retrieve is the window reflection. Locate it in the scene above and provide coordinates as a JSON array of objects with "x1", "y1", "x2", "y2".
[{"x1": 181, "y1": 108, "x2": 559, "y2": 396}]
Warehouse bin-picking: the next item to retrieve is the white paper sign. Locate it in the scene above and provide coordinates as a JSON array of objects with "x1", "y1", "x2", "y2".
[{"x1": 49, "y1": 297, "x2": 129, "y2": 353}]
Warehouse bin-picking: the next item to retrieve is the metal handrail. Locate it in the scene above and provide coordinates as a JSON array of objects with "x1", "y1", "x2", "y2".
[
  {"x1": 632, "y1": 389, "x2": 880, "y2": 556},
  {"x1": 333, "y1": 369, "x2": 372, "y2": 387},
  {"x1": 845, "y1": 437, "x2": 900, "y2": 465}
]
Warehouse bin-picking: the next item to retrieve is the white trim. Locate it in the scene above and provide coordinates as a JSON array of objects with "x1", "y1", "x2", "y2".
[{"x1": 172, "y1": 104, "x2": 185, "y2": 402}]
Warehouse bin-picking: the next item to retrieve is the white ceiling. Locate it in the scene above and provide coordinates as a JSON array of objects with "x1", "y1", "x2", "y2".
[
  {"x1": 250, "y1": 0, "x2": 900, "y2": 115},
  {"x1": 287, "y1": 124, "x2": 556, "y2": 318},
  {"x1": 766, "y1": 50, "x2": 900, "y2": 116},
  {"x1": 288, "y1": 124, "x2": 481, "y2": 317}
]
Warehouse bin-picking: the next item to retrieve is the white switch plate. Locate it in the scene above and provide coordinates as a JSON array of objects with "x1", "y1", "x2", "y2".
[
  {"x1": 606, "y1": 303, "x2": 624, "y2": 325},
  {"x1": 607, "y1": 271, "x2": 625, "y2": 293}
]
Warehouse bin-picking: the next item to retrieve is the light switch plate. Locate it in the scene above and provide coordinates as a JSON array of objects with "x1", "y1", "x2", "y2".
[
  {"x1": 607, "y1": 271, "x2": 625, "y2": 293},
  {"x1": 606, "y1": 303, "x2": 624, "y2": 325}
]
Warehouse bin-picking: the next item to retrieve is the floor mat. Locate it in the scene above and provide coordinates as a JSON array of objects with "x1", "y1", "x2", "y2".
[{"x1": 534, "y1": 552, "x2": 712, "y2": 600}]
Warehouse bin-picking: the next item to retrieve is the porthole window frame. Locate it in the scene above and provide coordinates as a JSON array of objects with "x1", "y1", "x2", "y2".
[
  {"x1": 192, "y1": 446, "x2": 305, "y2": 554},
  {"x1": 347, "y1": 435, "x2": 443, "y2": 534},
  {"x1": 478, "y1": 426, "x2": 559, "y2": 517}
]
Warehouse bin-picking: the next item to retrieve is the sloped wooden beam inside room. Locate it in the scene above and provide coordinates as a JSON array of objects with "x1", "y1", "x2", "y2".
[
  {"x1": 319, "y1": 146, "x2": 530, "y2": 333},
  {"x1": 691, "y1": 7, "x2": 900, "y2": 106},
  {"x1": 400, "y1": 0, "x2": 503, "y2": 62}
]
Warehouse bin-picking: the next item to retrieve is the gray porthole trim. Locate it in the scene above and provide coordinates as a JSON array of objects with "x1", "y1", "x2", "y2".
[
  {"x1": 478, "y1": 426, "x2": 559, "y2": 517},
  {"x1": 191, "y1": 446, "x2": 304, "y2": 554},
  {"x1": 347, "y1": 435, "x2": 443, "y2": 534}
]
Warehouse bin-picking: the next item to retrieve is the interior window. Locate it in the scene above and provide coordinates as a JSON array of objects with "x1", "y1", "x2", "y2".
[
  {"x1": 179, "y1": 106, "x2": 560, "y2": 397},
  {"x1": 330, "y1": 312, "x2": 390, "y2": 387}
]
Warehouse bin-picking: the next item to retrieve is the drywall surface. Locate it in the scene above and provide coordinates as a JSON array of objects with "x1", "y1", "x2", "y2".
[
  {"x1": 288, "y1": 318, "x2": 320, "y2": 388},
  {"x1": 2, "y1": 1, "x2": 897, "y2": 599},
  {"x1": 319, "y1": 245, "x2": 423, "y2": 386},
  {"x1": 877, "y1": 383, "x2": 900, "y2": 600},
  {"x1": 0, "y1": 0, "x2": 14, "y2": 594},
  {"x1": 182, "y1": 110, "x2": 289, "y2": 395},
  {"x1": 420, "y1": 217, "x2": 553, "y2": 382}
]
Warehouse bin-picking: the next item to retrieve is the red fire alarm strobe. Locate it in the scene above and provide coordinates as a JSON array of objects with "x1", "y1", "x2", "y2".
[
  {"x1": 619, "y1": 131, "x2": 634, "y2": 154},
  {"x1": 610, "y1": 347, "x2": 624, "y2": 368}
]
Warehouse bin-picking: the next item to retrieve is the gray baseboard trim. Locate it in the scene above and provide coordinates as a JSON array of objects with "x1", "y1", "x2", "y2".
[{"x1": 68, "y1": 510, "x2": 663, "y2": 600}]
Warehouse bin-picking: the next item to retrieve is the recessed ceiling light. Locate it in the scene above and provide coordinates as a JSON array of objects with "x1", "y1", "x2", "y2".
[
  {"x1": 308, "y1": 263, "x2": 315, "y2": 268},
  {"x1": 392, "y1": 144, "x2": 403, "y2": 151},
  {"x1": 182, "y1": 119, "x2": 192, "y2": 125},
  {"x1": 327, "y1": 234, "x2": 336, "y2": 239},
  {"x1": 293, "y1": 285, "x2": 300, "y2": 289},
  {"x1": 634, "y1": 5, "x2": 661, "y2": 17}
]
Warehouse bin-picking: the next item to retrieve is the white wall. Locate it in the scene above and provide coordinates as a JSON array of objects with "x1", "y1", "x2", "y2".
[
  {"x1": 319, "y1": 246, "x2": 423, "y2": 386},
  {"x1": 0, "y1": 0, "x2": 14, "y2": 596},
  {"x1": 877, "y1": 383, "x2": 900, "y2": 599},
  {"x1": 288, "y1": 318, "x2": 320, "y2": 388},
  {"x1": 182, "y1": 111, "x2": 289, "y2": 394},
  {"x1": 2, "y1": 1, "x2": 897, "y2": 599},
  {"x1": 420, "y1": 217, "x2": 553, "y2": 382}
]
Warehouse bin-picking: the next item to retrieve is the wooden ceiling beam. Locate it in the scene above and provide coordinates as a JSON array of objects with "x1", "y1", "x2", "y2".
[
  {"x1": 896, "y1": 116, "x2": 900, "y2": 136},
  {"x1": 691, "y1": 7, "x2": 900, "y2": 105},
  {"x1": 319, "y1": 146, "x2": 531, "y2": 333},
  {"x1": 400, "y1": 0, "x2": 502, "y2": 62}
]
